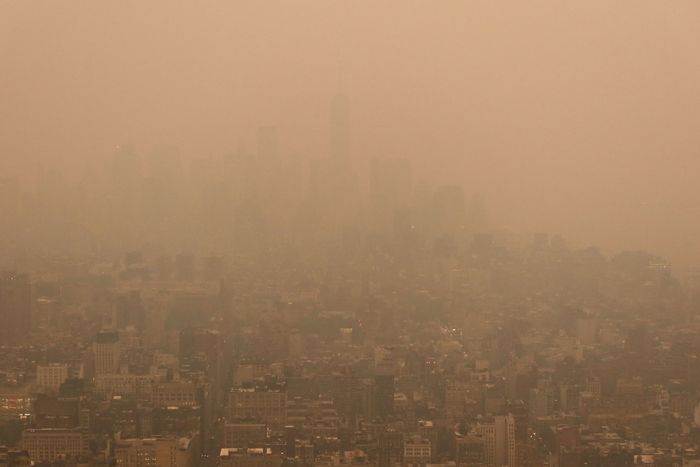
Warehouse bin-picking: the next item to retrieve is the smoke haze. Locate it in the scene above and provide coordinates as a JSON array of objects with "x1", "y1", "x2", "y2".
[{"x1": 2, "y1": 1, "x2": 700, "y2": 265}]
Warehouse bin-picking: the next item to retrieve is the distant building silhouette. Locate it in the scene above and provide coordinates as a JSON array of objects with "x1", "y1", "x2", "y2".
[
  {"x1": 0, "y1": 273, "x2": 31, "y2": 341},
  {"x1": 330, "y1": 93, "x2": 350, "y2": 161}
]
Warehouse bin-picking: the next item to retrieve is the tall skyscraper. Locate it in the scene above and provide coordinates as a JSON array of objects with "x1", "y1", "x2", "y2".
[
  {"x1": 374, "y1": 370, "x2": 395, "y2": 419},
  {"x1": 330, "y1": 93, "x2": 349, "y2": 161},
  {"x1": 305, "y1": 94, "x2": 359, "y2": 234},
  {"x1": 0, "y1": 273, "x2": 32, "y2": 341},
  {"x1": 93, "y1": 331, "x2": 120, "y2": 376},
  {"x1": 476, "y1": 414, "x2": 516, "y2": 467}
]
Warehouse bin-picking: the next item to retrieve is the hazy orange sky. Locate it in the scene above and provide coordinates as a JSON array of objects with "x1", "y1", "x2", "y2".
[{"x1": 1, "y1": 1, "x2": 699, "y2": 266}]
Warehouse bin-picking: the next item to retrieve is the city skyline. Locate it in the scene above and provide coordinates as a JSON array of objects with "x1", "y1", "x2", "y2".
[
  {"x1": 1, "y1": 2, "x2": 699, "y2": 467},
  {"x1": 2, "y1": 2, "x2": 700, "y2": 266}
]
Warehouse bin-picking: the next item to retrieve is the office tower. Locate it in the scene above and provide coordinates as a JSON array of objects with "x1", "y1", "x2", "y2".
[
  {"x1": 218, "y1": 447, "x2": 282, "y2": 467},
  {"x1": 114, "y1": 290, "x2": 145, "y2": 331},
  {"x1": 505, "y1": 400, "x2": 529, "y2": 443},
  {"x1": 455, "y1": 432, "x2": 486, "y2": 465},
  {"x1": 330, "y1": 93, "x2": 350, "y2": 161},
  {"x1": 33, "y1": 395, "x2": 79, "y2": 429},
  {"x1": 417, "y1": 421, "x2": 438, "y2": 462},
  {"x1": 476, "y1": 414, "x2": 516, "y2": 467},
  {"x1": 114, "y1": 437, "x2": 195, "y2": 467},
  {"x1": 21, "y1": 429, "x2": 89, "y2": 462},
  {"x1": 36, "y1": 363, "x2": 69, "y2": 392},
  {"x1": 377, "y1": 430, "x2": 403, "y2": 467},
  {"x1": 179, "y1": 329, "x2": 224, "y2": 404},
  {"x1": 223, "y1": 423, "x2": 268, "y2": 449},
  {"x1": 445, "y1": 381, "x2": 480, "y2": 422},
  {"x1": 0, "y1": 273, "x2": 32, "y2": 341},
  {"x1": 0, "y1": 446, "x2": 30, "y2": 467},
  {"x1": 529, "y1": 386, "x2": 550, "y2": 419},
  {"x1": 304, "y1": 94, "x2": 359, "y2": 236},
  {"x1": 361, "y1": 379, "x2": 376, "y2": 421},
  {"x1": 285, "y1": 397, "x2": 338, "y2": 438},
  {"x1": 284, "y1": 425, "x2": 297, "y2": 457},
  {"x1": 93, "y1": 331, "x2": 121, "y2": 376},
  {"x1": 403, "y1": 435, "x2": 432, "y2": 467},
  {"x1": 228, "y1": 384, "x2": 287, "y2": 426},
  {"x1": 374, "y1": 371, "x2": 395, "y2": 419},
  {"x1": 152, "y1": 382, "x2": 198, "y2": 408}
]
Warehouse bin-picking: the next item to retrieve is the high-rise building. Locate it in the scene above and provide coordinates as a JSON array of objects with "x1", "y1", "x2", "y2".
[
  {"x1": 36, "y1": 364, "x2": 69, "y2": 392},
  {"x1": 529, "y1": 386, "x2": 550, "y2": 419},
  {"x1": 93, "y1": 331, "x2": 121, "y2": 376},
  {"x1": 0, "y1": 273, "x2": 32, "y2": 341},
  {"x1": 476, "y1": 414, "x2": 516, "y2": 467},
  {"x1": 218, "y1": 447, "x2": 282, "y2": 467},
  {"x1": 113, "y1": 291, "x2": 145, "y2": 331},
  {"x1": 152, "y1": 382, "x2": 198, "y2": 408},
  {"x1": 377, "y1": 430, "x2": 403, "y2": 467},
  {"x1": 21, "y1": 429, "x2": 88, "y2": 462},
  {"x1": 223, "y1": 423, "x2": 267, "y2": 448},
  {"x1": 0, "y1": 446, "x2": 31, "y2": 467},
  {"x1": 228, "y1": 385, "x2": 286, "y2": 426},
  {"x1": 33, "y1": 396, "x2": 80, "y2": 429},
  {"x1": 417, "y1": 421, "x2": 438, "y2": 462},
  {"x1": 303, "y1": 94, "x2": 359, "y2": 235},
  {"x1": 374, "y1": 372, "x2": 395, "y2": 419},
  {"x1": 403, "y1": 435, "x2": 431, "y2": 467},
  {"x1": 114, "y1": 437, "x2": 195, "y2": 467},
  {"x1": 454, "y1": 432, "x2": 486, "y2": 465},
  {"x1": 179, "y1": 329, "x2": 224, "y2": 405}
]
